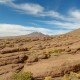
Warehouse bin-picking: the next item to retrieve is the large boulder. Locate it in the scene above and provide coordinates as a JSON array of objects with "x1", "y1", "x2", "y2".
[
  {"x1": 27, "y1": 55, "x2": 38, "y2": 63},
  {"x1": 38, "y1": 54, "x2": 49, "y2": 59},
  {"x1": 0, "y1": 54, "x2": 28, "y2": 66},
  {"x1": 19, "y1": 54, "x2": 28, "y2": 63}
]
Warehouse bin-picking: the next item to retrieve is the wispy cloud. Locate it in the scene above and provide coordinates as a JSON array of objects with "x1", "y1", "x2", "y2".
[
  {"x1": 41, "y1": 20, "x2": 80, "y2": 29},
  {"x1": 0, "y1": 24, "x2": 68, "y2": 36},
  {"x1": 0, "y1": 0, "x2": 67, "y2": 20},
  {"x1": 0, "y1": 0, "x2": 44, "y2": 14},
  {"x1": 37, "y1": 9, "x2": 80, "y2": 30},
  {"x1": 69, "y1": 9, "x2": 80, "y2": 20},
  {"x1": 0, "y1": 24, "x2": 70, "y2": 36},
  {"x1": 0, "y1": 0, "x2": 14, "y2": 4},
  {"x1": 11, "y1": 3, "x2": 44, "y2": 15},
  {"x1": 0, "y1": 0, "x2": 74, "y2": 21}
]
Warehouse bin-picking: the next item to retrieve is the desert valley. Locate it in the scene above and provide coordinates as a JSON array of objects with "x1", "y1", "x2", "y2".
[
  {"x1": 0, "y1": 29, "x2": 80, "y2": 80},
  {"x1": 1, "y1": 0, "x2": 80, "y2": 80}
]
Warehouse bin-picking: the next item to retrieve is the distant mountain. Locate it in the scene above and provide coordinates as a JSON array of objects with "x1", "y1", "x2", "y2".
[
  {"x1": 26, "y1": 32, "x2": 47, "y2": 37},
  {"x1": 0, "y1": 32, "x2": 48, "y2": 39}
]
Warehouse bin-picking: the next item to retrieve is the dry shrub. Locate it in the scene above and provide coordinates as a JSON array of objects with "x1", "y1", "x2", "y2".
[
  {"x1": 12, "y1": 72, "x2": 33, "y2": 80},
  {"x1": 44, "y1": 76, "x2": 53, "y2": 80}
]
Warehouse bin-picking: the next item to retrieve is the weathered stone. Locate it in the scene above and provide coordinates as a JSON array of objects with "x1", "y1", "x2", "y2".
[{"x1": 27, "y1": 55, "x2": 38, "y2": 63}]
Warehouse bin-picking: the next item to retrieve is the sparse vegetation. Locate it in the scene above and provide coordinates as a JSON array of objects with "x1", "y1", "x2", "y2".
[
  {"x1": 12, "y1": 72, "x2": 33, "y2": 80},
  {"x1": 62, "y1": 72, "x2": 80, "y2": 80},
  {"x1": 63, "y1": 74, "x2": 70, "y2": 80},
  {"x1": 44, "y1": 76, "x2": 53, "y2": 80},
  {"x1": 48, "y1": 49, "x2": 64, "y2": 55},
  {"x1": 44, "y1": 72, "x2": 80, "y2": 80},
  {"x1": 69, "y1": 72, "x2": 80, "y2": 80}
]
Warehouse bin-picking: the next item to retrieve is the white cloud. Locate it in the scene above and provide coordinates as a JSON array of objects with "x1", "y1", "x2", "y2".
[
  {"x1": 43, "y1": 20, "x2": 80, "y2": 29},
  {"x1": 0, "y1": 24, "x2": 71, "y2": 36},
  {"x1": 0, "y1": 0, "x2": 67, "y2": 20},
  {"x1": 11, "y1": 3, "x2": 64, "y2": 19},
  {"x1": 11, "y1": 3, "x2": 44, "y2": 15},
  {"x1": 39, "y1": 10, "x2": 65, "y2": 19},
  {"x1": 69, "y1": 9, "x2": 80, "y2": 20},
  {"x1": 51, "y1": 29, "x2": 71, "y2": 35},
  {"x1": 0, "y1": 24, "x2": 69, "y2": 36},
  {"x1": 0, "y1": 0, "x2": 44, "y2": 15},
  {"x1": 0, "y1": 0, "x2": 14, "y2": 4},
  {"x1": 38, "y1": 9, "x2": 80, "y2": 31}
]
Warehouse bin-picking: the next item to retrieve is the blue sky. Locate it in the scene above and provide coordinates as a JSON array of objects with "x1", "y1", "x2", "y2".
[{"x1": 0, "y1": 0, "x2": 80, "y2": 36}]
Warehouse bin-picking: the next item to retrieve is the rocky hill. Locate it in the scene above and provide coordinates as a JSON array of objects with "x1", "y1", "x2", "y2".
[
  {"x1": 26, "y1": 32, "x2": 47, "y2": 37},
  {"x1": 0, "y1": 30, "x2": 80, "y2": 80},
  {"x1": 66, "y1": 28, "x2": 80, "y2": 36}
]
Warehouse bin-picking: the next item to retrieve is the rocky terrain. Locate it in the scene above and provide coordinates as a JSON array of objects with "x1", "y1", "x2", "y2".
[{"x1": 0, "y1": 29, "x2": 80, "y2": 80}]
